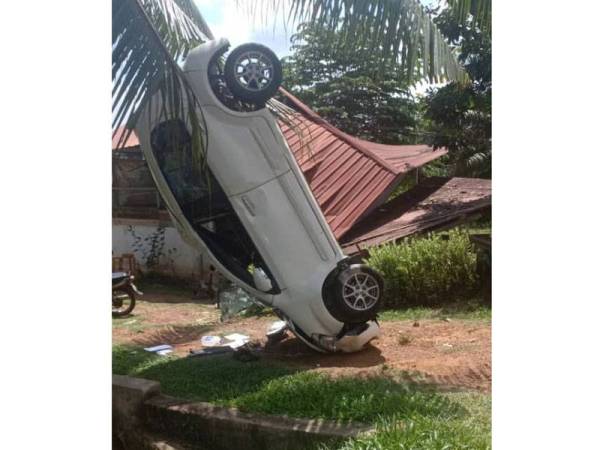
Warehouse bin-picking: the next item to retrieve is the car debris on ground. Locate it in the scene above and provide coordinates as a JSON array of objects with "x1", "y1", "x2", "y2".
[
  {"x1": 266, "y1": 320, "x2": 288, "y2": 344},
  {"x1": 189, "y1": 320, "x2": 287, "y2": 361},
  {"x1": 200, "y1": 335, "x2": 222, "y2": 347},
  {"x1": 217, "y1": 284, "x2": 263, "y2": 321},
  {"x1": 224, "y1": 333, "x2": 251, "y2": 348}
]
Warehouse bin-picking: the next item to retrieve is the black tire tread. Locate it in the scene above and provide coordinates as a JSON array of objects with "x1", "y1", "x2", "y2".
[
  {"x1": 322, "y1": 265, "x2": 384, "y2": 324},
  {"x1": 224, "y1": 43, "x2": 282, "y2": 105},
  {"x1": 112, "y1": 288, "x2": 136, "y2": 317}
]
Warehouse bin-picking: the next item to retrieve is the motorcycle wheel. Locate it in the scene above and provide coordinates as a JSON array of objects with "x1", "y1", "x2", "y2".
[{"x1": 112, "y1": 288, "x2": 136, "y2": 317}]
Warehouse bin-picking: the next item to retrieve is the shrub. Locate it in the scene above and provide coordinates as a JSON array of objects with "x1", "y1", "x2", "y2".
[{"x1": 366, "y1": 229, "x2": 479, "y2": 308}]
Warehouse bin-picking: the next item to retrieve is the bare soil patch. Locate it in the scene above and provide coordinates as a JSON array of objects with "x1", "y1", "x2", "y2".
[{"x1": 113, "y1": 289, "x2": 491, "y2": 392}]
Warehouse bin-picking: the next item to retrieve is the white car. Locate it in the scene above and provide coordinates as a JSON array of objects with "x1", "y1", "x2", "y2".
[{"x1": 135, "y1": 38, "x2": 383, "y2": 352}]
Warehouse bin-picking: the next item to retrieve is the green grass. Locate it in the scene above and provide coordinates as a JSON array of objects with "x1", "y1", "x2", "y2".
[
  {"x1": 134, "y1": 271, "x2": 199, "y2": 297},
  {"x1": 231, "y1": 372, "x2": 463, "y2": 423},
  {"x1": 379, "y1": 301, "x2": 491, "y2": 322},
  {"x1": 111, "y1": 315, "x2": 148, "y2": 332},
  {"x1": 113, "y1": 346, "x2": 490, "y2": 449},
  {"x1": 135, "y1": 280, "x2": 192, "y2": 297},
  {"x1": 327, "y1": 393, "x2": 491, "y2": 450},
  {"x1": 113, "y1": 346, "x2": 295, "y2": 402}
]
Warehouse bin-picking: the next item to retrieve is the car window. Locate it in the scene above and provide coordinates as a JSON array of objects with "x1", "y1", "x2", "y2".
[{"x1": 150, "y1": 119, "x2": 279, "y2": 293}]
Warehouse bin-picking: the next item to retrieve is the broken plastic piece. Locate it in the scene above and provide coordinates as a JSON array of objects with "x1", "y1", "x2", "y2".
[
  {"x1": 266, "y1": 320, "x2": 287, "y2": 336},
  {"x1": 266, "y1": 320, "x2": 288, "y2": 344}
]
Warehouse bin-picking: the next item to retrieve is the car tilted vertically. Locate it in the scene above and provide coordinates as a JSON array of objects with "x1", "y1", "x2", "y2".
[{"x1": 135, "y1": 38, "x2": 384, "y2": 352}]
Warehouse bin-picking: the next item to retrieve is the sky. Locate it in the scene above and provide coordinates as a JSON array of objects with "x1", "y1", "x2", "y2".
[
  {"x1": 194, "y1": 0, "x2": 297, "y2": 58},
  {"x1": 193, "y1": 0, "x2": 442, "y2": 94},
  {"x1": 194, "y1": 0, "x2": 441, "y2": 57}
]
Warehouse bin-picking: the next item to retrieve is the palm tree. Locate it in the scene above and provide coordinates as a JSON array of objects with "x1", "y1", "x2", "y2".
[
  {"x1": 447, "y1": 0, "x2": 491, "y2": 34},
  {"x1": 112, "y1": 0, "x2": 213, "y2": 148},
  {"x1": 112, "y1": 0, "x2": 473, "y2": 155}
]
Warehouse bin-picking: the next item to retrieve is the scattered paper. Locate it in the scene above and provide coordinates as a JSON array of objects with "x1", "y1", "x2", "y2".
[
  {"x1": 201, "y1": 335, "x2": 222, "y2": 347},
  {"x1": 156, "y1": 349, "x2": 173, "y2": 356},
  {"x1": 228, "y1": 339, "x2": 248, "y2": 349},
  {"x1": 224, "y1": 333, "x2": 250, "y2": 349},
  {"x1": 224, "y1": 333, "x2": 249, "y2": 341},
  {"x1": 144, "y1": 344, "x2": 173, "y2": 353}
]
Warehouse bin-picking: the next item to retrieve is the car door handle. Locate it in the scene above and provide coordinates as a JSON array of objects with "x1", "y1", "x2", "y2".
[{"x1": 241, "y1": 195, "x2": 256, "y2": 216}]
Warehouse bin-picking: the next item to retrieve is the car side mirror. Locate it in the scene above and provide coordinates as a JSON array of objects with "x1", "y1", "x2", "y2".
[{"x1": 252, "y1": 267, "x2": 273, "y2": 292}]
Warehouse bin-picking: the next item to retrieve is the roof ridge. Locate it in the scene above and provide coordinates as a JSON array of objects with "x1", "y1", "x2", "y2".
[{"x1": 279, "y1": 88, "x2": 401, "y2": 175}]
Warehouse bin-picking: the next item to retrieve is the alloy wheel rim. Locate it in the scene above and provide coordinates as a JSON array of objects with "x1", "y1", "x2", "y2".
[
  {"x1": 233, "y1": 51, "x2": 274, "y2": 92},
  {"x1": 342, "y1": 273, "x2": 380, "y2": 311}
]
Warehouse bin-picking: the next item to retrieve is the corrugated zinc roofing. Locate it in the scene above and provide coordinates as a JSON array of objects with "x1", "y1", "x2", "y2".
[
  {"x1": 340, "y1": 177, "x2": 492, "y2": 254},
  {"x1": 112, "y1": 91, "x2": 447, "y2": 240},
  {"x1": 278, "y1": 89, "x2": 447, "y2": 239}
]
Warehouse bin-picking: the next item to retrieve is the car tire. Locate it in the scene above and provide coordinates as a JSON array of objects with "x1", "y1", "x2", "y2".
[
  {"x1": 322, "y1": 264, "x2": 384, "y2": 324},
  {"x1": 224, "y1": 43, "x2": 282, "y2": 105}
]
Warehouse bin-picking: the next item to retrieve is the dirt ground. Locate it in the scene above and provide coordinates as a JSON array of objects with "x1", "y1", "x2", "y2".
[{"x1": 113, "y1": 288, "x2": 491, "y2": 392}]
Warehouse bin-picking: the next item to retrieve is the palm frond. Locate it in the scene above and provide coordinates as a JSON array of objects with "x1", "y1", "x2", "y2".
[
  {"x1": 171, "y1": 0, "x2": 215, "y2": 39},
  {"x1": 447, "y1": 0, "x2": 491, "y2": 34},
  {"x1": 466, "y1": 151, "x2": 490, "y2": 169},
  {"x1": 267, "y1": 97, "x2": 314, "y2": 160},
  {"x1": 455, "y1": 149, "x2": 490, "y2": 177},
  {"x1": 112, "y1": 0, "x2": 210, "y2": 148},
  {"x1": 241, "y1": 0, "x2": 466, "y2": 83}
]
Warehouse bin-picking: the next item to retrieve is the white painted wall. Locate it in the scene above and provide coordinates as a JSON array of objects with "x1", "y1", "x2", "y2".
[{"x1": 112, "y1": 218, "x2": 207, "y2": 279}]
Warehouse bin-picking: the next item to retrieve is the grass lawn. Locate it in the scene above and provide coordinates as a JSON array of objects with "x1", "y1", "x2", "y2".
[
  {"x1": 379, "y1": 301, "x2": 491, "y2": 322},
  {"x1": 113, "y1": 345, "x2": 491, "y2": 449},
  {"x1": 113, "y1": 286, "x2": 491, "y2": 449}
]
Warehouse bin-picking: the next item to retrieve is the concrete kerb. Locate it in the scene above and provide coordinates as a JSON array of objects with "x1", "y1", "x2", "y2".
[
  {"x1": 113, "y1": 375, "x2": 375, "y2": 450},
  {"x1": 113, "y1": 375, "x2": 162, "y2": 448}
]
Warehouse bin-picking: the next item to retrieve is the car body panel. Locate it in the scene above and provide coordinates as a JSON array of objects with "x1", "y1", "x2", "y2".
[{"x1": 134, "y1": 38, "x2": 380, "y2": 351}]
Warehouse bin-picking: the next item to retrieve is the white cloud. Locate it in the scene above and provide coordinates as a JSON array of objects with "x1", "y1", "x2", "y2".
[
  {"x1": 194, "y1": 0, "x2": 293, "y2": 56},
  {"x1": 205, "y1": 0, "x2": 252, "y2": 47},
  {"x1": 196, "y1": 0, "x2": 252, "y2": 47}
]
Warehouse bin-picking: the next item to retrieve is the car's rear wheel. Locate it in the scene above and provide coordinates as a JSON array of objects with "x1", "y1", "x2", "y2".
[
  {"x1": 224, "y1": 43, "x2": 282, "y2": 105},
  {"x1": 322, "y1": 264, "x2": 384, "y2": 323}
]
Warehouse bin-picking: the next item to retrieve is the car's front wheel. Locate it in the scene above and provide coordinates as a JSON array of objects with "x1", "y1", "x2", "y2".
[{"x1": 224, "y1": 43, "x2": 282, "y2": 106}]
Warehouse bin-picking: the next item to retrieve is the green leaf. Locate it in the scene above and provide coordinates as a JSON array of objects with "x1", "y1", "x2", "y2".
[{"x1": 241, "y1": 0, "x2": 467, "y2": 83}]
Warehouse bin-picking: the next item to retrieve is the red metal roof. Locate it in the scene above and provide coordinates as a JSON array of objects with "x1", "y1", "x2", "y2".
[
  {"x1": 340, "y1": 177, "x2": 492, "y2": 254},
  {"x1": 278, "y1": 89, "x2": 447, "y2": 239}
]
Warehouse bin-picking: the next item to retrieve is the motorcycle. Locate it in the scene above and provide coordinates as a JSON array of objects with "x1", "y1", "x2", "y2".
[{"x1": 112, "y1": 272, "x2": 143, "y2": 317}]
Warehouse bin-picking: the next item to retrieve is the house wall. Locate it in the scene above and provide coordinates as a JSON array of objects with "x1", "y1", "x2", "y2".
[
  {"x1": 112, "y1": 218, "x2": 207, "y2": 280},
  {"x1": 113, "y1": 148, "x2": 162, "y2": 212}
]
